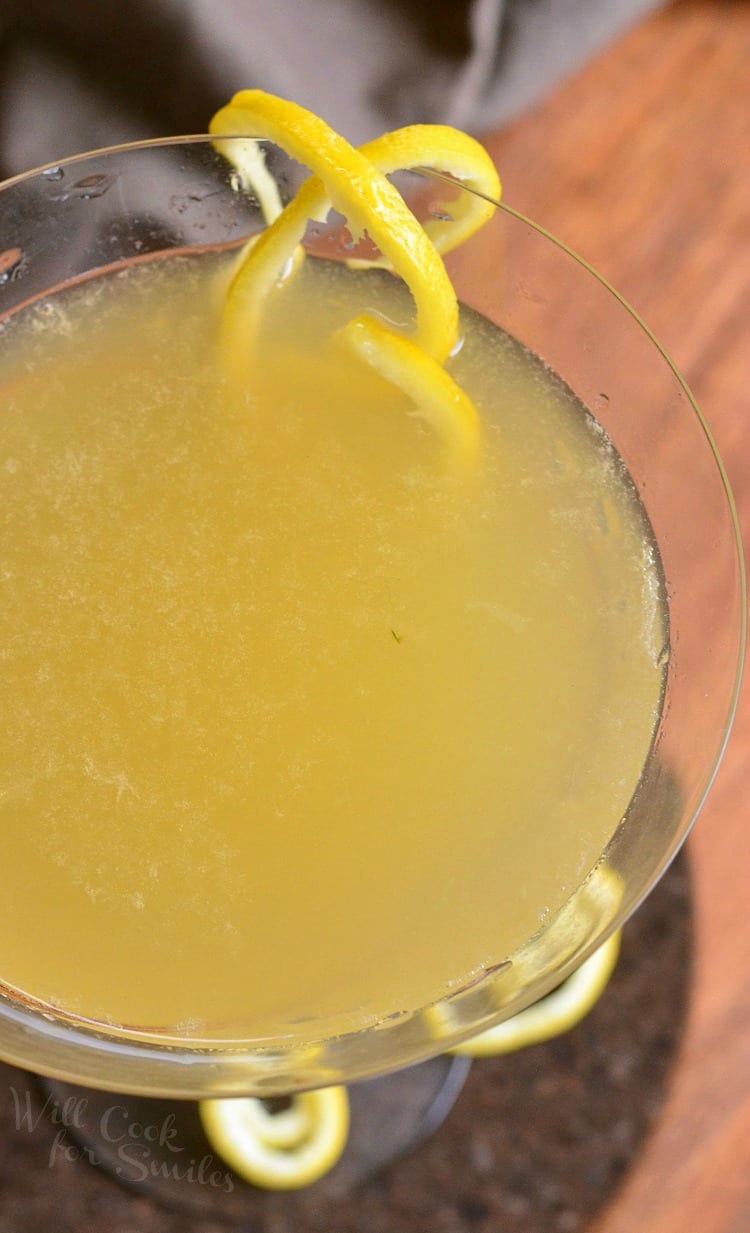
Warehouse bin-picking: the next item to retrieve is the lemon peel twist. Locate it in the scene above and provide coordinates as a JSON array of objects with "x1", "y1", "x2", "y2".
[
  {"x1": 199, "y1": 1085, "x2": 350, "y2": 1190},
  {"x1": 210, "y1": 90, "x2": 500, "y2": 460},
  {"x1": 451, "y1": 930, "x2": 622, "y2": 1058}
]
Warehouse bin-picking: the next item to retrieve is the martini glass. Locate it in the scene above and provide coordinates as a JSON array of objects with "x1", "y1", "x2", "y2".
[{"x1": 0, "y1": 137, "x2": 744, "y2": 1211}]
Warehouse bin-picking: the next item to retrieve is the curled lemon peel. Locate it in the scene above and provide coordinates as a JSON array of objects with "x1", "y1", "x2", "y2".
[
  {"x1": 199, "y1": 1084, "x2": 350, "y2": 1190},
  {"x1": 353, "y1": 124, "x2": 501, "y2": 264},
  {"x1": 214, "y1": 118, "x2": 500, "y2": 309},
  {"x1": 209, "y1": 95, "x2": 451, "y2": 361},
  {"x1": 210, "y1": 91, "x2": 500, "y2": 459},
  {"x1": 221, "y1": 137, "x2": 286, "y2": 224},
  {"x1": 421, "y1": 862, "x2": 625, "y2": 1051},
  {"x1": 451, "y1": 930, "x2": 622, "y2": 1058},
  {"x1": 343, "y1": 317, "x2": 480, "y2": 466}
]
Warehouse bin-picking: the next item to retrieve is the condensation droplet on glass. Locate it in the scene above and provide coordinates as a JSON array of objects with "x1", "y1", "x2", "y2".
[
  {"x1": 0, "y1": 247, "x2": 26, "y2": 284},
  {"x1": 429, "y1": 208, "x2": 454, "y2": 222},
  {"x1": 70, "y1": 173, "x2": 116, "y2": 200},
  {"x1": 42, "y1": 166, "x2": 65, "y2": 181}
]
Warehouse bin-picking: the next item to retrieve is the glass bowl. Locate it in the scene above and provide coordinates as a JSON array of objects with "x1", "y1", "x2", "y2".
[{"x1": 0, "y1": 136, "x2": 744, "y2": 1098}]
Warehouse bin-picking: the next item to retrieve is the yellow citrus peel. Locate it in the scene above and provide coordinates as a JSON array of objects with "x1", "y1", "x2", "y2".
[
  {"x1": 451, "y1": 930, "x2": 622, "y2": 1058},
  {"x1": 343, "y1": 317, "x2": 480, "y2": 463},
  {"x1": 210, "y1": 90, "x2": 500, "y2": 459},
  {"x1": 221, "y1": 137, "x2": 286, "y2": 224},
  {"x1": 199, "y1": 1084, "x2": 350, "y2": 1190}
]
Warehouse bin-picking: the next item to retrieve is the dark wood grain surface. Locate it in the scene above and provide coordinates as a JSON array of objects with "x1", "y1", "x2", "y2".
[{"x1": 483, "y1": 3, "x2": 750, "y2": 1231}]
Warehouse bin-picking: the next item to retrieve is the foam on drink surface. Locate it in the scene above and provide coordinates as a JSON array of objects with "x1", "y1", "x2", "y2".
[{"x1": 0, "y1": 252, "x2": 665, "y2": 1040}]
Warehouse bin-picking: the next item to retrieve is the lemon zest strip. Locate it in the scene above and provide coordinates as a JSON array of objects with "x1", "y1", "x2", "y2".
[
  {"x1": 210, "y1": 91, "x2": 465, "y2": 363},
  {"x1": 342, "y1": 317, "x2": 480, "y2": 465},
  {"x1": 213, "y1": 118, "x2": 499, "y2": 358},
  {"x1": 199, "y1": 1084, "x2": 350, "y2": 1190},
  {"x1": 210, "y1": 91, "x2": 500, "y2": 458},
  {"x1": 451, "y1": 931, "x2": 622, "y2": 1058},
  {"x1": 221, "y1": 137, "x2": 286, "y2": 224}
]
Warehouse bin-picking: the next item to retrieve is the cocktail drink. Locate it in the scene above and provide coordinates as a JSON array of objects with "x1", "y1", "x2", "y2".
[
  {"x1": 0, "y1": 112, "x2": 744, "y2": 1155},
  {"x1": 0, "y1": 221, "x2": 664, "y2": 1040}
]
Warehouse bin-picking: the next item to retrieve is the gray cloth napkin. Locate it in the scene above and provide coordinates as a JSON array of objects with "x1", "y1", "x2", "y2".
[{"x1": 0, "y1": 0, "x2": 661, "y2": 176}]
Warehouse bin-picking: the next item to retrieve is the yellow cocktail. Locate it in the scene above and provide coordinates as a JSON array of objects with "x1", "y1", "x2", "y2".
[
  {"x1": 0, "y1": 238, "x2": 664, "y2": 1037},
  {"x1": 0, "y1": 127, "x2": 743, "y2": 1105}
]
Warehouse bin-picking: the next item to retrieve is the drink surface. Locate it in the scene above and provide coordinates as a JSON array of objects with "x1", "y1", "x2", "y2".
[{"x1": 0, "y1": 251, "x2": 665, "y2": 1042}]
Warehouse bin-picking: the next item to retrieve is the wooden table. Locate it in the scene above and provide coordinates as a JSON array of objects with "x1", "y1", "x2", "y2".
[{"x1": 482, "y1": 3, "x2": 750, "y2": 1230}]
